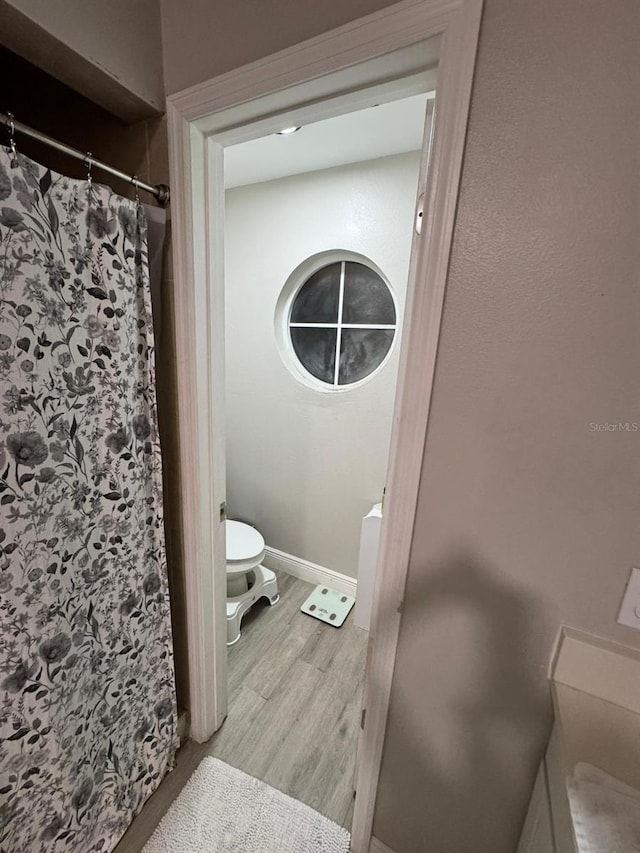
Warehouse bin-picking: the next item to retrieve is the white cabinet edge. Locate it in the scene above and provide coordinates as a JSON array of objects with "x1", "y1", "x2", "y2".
[{"x1": 552, "y1": 627, "x2": 640, "y2": 715}]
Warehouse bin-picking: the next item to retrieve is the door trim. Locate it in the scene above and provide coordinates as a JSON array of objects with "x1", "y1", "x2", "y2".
[{"x1": 166, "y1": 1, "x2": 483, "y2": 849}]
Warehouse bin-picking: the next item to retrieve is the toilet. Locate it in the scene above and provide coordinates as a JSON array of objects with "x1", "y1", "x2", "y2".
[{"x1": 226, "y1": 519, "x2": 279, "y2": 645}]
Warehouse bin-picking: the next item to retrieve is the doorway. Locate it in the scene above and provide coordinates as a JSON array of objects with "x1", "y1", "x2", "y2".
[
  {"x1": 166, "y1": 2, "x2": 482, "y2": 849},
  {"x1": 217, "y1": 89, "x2": 434, "y2": 828}
]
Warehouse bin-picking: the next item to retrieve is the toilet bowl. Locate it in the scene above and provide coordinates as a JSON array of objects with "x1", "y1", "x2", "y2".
[{"x1": 226, "y1": 520, "x2": 279, "y2": 645}]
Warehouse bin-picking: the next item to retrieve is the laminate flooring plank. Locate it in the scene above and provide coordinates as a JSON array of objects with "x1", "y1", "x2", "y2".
[
  {"x1": 206, "y1": 684, "x2": 266, "y2": 765},
  {"x1": 262, "y1": 665, "x2": 359, "y2": 803},
  {"x1": 302, "y1": 681, "x2": 364, "y2": 824},
  {"x1": 342, "y1": 793, "x2": 355, "y2": 831},
  {"x1": 226, "y1": 574, "x2": 312, "y2": 700},
  {"x1": 227, "y1": 656, "x2": 324, "y2": 781},
  {"x1": 244, "y1": 610, "x2": 319, "y2": 700},
  {"x1": 301, "y1": 617, "x2": 369, "y2": 686}
]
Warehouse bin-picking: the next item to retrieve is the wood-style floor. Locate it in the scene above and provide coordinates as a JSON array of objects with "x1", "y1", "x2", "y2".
[{"x1": 114, "y1": 573, "x2": 368, "y2": 852}]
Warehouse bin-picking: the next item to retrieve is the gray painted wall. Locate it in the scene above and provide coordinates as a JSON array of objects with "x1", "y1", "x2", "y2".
[
  {"x1": 375, "y1": 0, "x2": 640, "y2": 850},
  {"x1": 225, "y1": 152, "x2": 420, "y2": 577},
  {"x1": 160, "y1": 0, "x2": 400, "y2": 95},
  {"x1": 0, "y1": 0, "x2": 164, "y2": 118}
]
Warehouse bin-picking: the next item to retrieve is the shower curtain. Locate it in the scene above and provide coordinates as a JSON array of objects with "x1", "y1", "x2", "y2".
[{"x1": 0, "y1": 148, "x2": 178, "y2": 851}]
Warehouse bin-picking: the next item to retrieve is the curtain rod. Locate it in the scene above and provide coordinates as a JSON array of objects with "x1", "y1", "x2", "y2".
[{"x1": 0, "y1": 112, "x2": 170, "y2": 206}]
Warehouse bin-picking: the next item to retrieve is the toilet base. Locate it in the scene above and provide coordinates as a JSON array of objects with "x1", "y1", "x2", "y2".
[{"x1": 226, "y1": 564, "x2": 279, "y2": 646}]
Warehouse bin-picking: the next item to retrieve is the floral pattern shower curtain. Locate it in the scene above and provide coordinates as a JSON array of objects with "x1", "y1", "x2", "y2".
[{"x1": 0, "y1": 148, "x2": 178, "y2": 852}]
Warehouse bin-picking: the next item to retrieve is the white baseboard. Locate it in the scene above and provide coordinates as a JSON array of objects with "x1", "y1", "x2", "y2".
[
  {"x1": 370, "y1": 837, "x2": 397, "y2": 853},
  {"x1": 263, "y1": 546, "x2": 357, "y2": 598}
]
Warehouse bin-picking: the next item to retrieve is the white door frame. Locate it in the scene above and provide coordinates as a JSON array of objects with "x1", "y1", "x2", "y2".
[{"x1": 166, "y1": 0, "x2": 482, "y2": 849}]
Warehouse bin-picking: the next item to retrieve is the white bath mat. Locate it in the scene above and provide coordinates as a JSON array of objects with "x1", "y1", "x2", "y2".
[
  {"x1": 568, "y1": 762, "x2": 640, "y2": 853},
  {"x1": 301, "y1": 585, "x2": 355, "y2": 627},
  {"x1": 142, "y1": 756, "x2": 350, "y2": 853}
]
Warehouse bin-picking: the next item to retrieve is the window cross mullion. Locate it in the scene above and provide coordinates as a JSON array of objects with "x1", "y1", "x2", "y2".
[
  {"x1": 286, "y1": 257, "x2": 396, "y2": 388},
  {"x1": 333, "y1": 261, "x2": 346, "y2": 386}
]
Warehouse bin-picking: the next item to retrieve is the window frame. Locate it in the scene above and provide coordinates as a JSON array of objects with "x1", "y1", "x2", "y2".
[{"x1": 277, "y1": 251, "x2": 399, "y2": 391}]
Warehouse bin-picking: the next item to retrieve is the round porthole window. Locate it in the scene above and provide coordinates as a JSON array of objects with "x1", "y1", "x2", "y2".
[{"x1": 278, "y1": 254, "x2": 397, "y2": 389}]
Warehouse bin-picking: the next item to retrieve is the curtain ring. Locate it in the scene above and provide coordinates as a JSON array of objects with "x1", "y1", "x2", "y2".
[
  {"x1": 6, "y1": 111, "x2": 18, "y2": 167},
  {"x1": 85, "y1": 153, "x2": 93, "y2": 204},
  {"x1": 85, "y1": 152, "x2": 93, "y2": 194},
  {"x1": 131, "y1": 175, "x2": 141, "y2": 207}
]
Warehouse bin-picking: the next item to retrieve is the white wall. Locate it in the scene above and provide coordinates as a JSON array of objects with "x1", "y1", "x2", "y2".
[{"x1": 225, "y1": 151, "x2": 420, "y2": 578}]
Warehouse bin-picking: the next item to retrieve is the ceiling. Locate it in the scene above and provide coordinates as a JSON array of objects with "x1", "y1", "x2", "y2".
[{"x1": 224, "y1": 92, "x2": 431, "y2": 190}]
